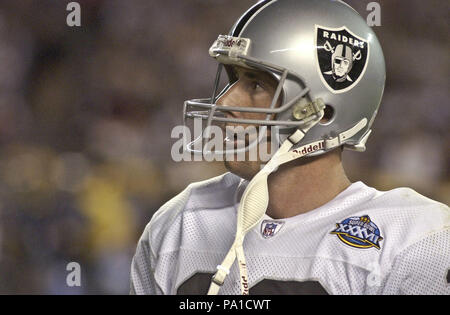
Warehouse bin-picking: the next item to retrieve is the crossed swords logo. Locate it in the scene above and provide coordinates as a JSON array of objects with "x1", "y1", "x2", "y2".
[{"x1": 323, "y1": 40, "x2": 362, "y2": 83}]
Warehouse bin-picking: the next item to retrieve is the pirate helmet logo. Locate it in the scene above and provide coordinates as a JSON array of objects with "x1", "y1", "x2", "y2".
[{"x1": 316, "y1": 25, "x2": 369, "y2": 94}]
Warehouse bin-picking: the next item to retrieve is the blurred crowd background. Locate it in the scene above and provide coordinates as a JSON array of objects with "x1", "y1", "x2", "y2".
[{"x1": 0, "y1": 0, "x2": 448, "y2": 294}]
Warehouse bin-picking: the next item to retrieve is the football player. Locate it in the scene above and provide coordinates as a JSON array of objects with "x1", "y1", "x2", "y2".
[{"x1": 131, "y1": 0, "x2": 450, "y2": 295}]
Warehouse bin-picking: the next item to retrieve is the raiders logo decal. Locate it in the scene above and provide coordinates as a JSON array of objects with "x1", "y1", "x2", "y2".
[{"x1": 315, "y1": 25, "x2": 370, "y2": 94}]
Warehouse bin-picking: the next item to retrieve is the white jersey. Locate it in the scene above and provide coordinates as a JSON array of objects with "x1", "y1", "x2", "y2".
[{"x1": 130, "y1": 172, "x2": 450, "y2": 295}]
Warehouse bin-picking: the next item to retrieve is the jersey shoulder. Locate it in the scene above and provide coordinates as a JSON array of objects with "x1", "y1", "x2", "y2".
[
  {"x1": 373, "y1": 188, "x2": 450, "y2": 294},
  {"x1": 372, "y1": 185, "x2": 449, "y2": 223},
  {"x1": 376, "y1": 186, "x2": 447, "y2": 207},
  {"x1": 367, "y1": 185, "x2": 449, "y2": 251},
  {"x1": 142, "y1": 172, "x2": 241, "y2": 255}
]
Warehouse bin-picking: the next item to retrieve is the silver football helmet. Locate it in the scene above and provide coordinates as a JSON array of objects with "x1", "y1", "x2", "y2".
[{"x1": 184, "y1": 0, "x2": 386, "y2": 157}]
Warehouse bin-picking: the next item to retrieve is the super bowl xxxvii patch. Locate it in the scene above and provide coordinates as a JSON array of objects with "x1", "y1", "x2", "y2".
[
  {"x1": 315, "y1": 25, "x2": 369, "y2": 94},
  {"x1": 330, "y1": 215, "x2": 383, "y2": 250},
  {"x1": 261, "y1": 220, "x2": 284, "y2": 238}
]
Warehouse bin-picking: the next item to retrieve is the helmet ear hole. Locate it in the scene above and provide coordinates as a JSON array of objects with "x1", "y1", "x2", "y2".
[{"x1": 320, "y1": 105, "x2": 335, "y2": 125}]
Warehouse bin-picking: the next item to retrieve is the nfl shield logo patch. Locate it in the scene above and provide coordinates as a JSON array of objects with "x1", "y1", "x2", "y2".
[
  {"x1": 261, "y1": 220, "x2": 284, "y2": 238},
  {"x1": 315, "y1": 25, "x2": 370, "y2": 94}
]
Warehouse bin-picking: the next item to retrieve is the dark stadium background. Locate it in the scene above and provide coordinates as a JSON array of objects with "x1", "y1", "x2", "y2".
[{"x1": 0, "y1": 0, "x2": 448, "y2": 294}]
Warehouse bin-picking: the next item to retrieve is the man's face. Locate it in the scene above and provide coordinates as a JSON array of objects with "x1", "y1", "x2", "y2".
[{"x1": 216, "y1": 65, "x2": 281, "y2": 180}]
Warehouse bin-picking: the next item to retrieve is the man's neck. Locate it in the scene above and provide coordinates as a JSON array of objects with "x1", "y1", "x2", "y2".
[{"x1": 266, "y1": 150, "x2": 351, "y2": 219}]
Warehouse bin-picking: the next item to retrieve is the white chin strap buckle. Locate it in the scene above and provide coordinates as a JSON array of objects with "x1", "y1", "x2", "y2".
[{"x1": 211, "y1": 265, "x2": 229, "y2": 287}]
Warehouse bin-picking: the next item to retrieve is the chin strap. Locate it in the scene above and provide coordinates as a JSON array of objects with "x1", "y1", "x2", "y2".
[{"x1": 207, "y1": 117, "x2": 368, "y2": 295}]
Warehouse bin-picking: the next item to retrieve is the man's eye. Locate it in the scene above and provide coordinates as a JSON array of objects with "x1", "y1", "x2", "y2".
[{"x1": 251, "y1": 81, "x2": 263, "y2": 90}]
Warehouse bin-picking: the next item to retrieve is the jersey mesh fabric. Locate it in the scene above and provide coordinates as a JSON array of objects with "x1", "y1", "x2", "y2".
[
  {"x1": 130, "y1": 230, "x2": 158, "y2": 294},
  {"x1": 130, "y1": 173, "x2": 239, "y2": 294},
  {"x1": 130, "y1": 172, "x2": 450, "y2": 295},
  {"x1": 382, "y1": 228, "x2": 450, "y2": 295}
]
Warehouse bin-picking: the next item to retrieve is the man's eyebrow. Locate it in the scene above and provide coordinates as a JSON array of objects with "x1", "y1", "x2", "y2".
[
  {"x1": 242, "y1": 71, "x2": 258, "y2": 79},
  {"x1": 235, "y1": 68, "x2": 273, "y2": 82},
  {"x1": 243, "y1": 71, "x2": 274, "y2": 82}
]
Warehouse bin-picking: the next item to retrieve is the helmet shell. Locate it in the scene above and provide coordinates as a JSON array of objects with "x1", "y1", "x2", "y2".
[{"x1": 230, "y1": 0, "x2": 386, "y2": 152}]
